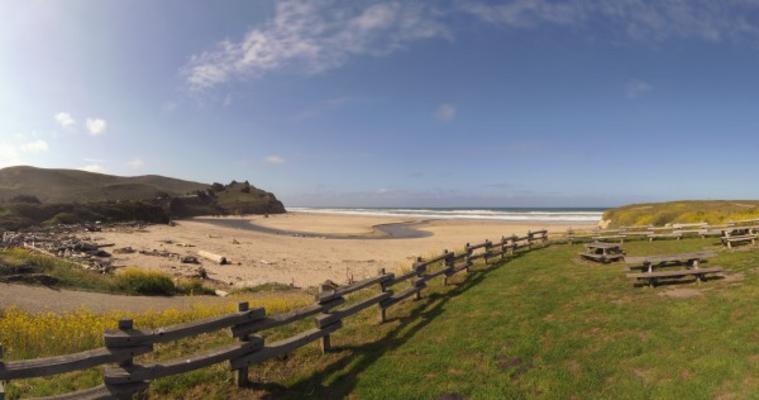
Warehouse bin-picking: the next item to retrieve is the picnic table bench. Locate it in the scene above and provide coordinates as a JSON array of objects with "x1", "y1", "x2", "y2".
[
  {"x1": 581, "y1": 242, "x2": 624, "y2": 263},
  {"x1": 626, "y1": 267, "x2": 723, "y2": 287}
]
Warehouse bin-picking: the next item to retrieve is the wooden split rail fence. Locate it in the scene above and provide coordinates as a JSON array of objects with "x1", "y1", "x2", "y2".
[
  {"x1": 564, "y1": 218, "x2": 759, "y2": 248},
  {"x1": 0, "y1": 231, "x2": 548, "y2": 399}
]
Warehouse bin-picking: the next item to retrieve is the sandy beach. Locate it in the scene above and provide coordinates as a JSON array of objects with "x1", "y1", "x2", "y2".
[{"x1": 85, "y1": 212, "x2": 596, "y2": 288}]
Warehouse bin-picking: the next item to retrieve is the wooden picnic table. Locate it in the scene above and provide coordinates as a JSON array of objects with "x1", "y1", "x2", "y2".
[
  {"x1": 624, "y1": 251, "x2": 722, "y2": 287},
  {"x1": 581, "y1": 242, "x2": 624, "y2": 263},
  {"x1": 624, "y1": 251, "x2": 715, "y2": 273}
]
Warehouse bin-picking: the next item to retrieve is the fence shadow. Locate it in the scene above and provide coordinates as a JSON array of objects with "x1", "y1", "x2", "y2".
[{"x1": 254, "y1": 262, "x2": 503, "y2": 399}]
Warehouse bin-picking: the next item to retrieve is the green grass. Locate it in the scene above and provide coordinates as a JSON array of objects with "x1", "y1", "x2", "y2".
[
  {"x1": 604, "y1": 200, "x2": 759, "y2": 227},
  {"x1": 0, "y1": 249, "x2": 213, "y2": 296},
  {"x1": 4, "y1": 239, "x2": 758, "y2": 399}
]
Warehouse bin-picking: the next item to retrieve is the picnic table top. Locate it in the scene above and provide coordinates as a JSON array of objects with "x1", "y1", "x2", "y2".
[
  {"x1": 722, "y1": 234, "x2": 757, "y2": 241},
  {"x1": 624, "y1": 251, "x2": 716, "y2": 265},
  {"x1": 585, "y1": 242, "x2": 622, "y2": 249}
]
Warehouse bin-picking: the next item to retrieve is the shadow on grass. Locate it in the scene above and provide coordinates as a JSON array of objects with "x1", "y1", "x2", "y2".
[{"x1": 248, "y1": 250, "x2": 532, "y2": 399}]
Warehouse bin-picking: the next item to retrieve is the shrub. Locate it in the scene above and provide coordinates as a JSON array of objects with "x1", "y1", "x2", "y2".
[
  {"x1": 44, "y1": 212, "x2": 79, "y2": 225},
  {"x1": 175, "y1": 278, "x2": 216, "y2": 296},
  {"x1": 115, "y1": 268, "x2": 176, "y2": 296}
]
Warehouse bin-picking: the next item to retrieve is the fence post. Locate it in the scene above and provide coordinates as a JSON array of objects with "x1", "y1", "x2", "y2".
[
  {"x1": 117, "y1": 319, "x2": 134, "y2": 368},
  {"x1": 484, "y1": 240, "x2": 492, "y2": 264},
  {"x1": 234, "y1": 302, "x2": 251, "y2": 387},
  {"x1": 377, "y1": 268, "x2": 387, "y2": 323},
  {"x1": 465, "y1": 243, "x2": 473, "y2": 272},
  {"x1": 500, "y1": 236, "x2": 507, "y2": 260},
  {"x1": 442, "y1": 250, "x2": 452, "y2": 285},
  {"x1": 318, "y1": 285, "x2": 333, "y2": 353},
  {"x1": 510, "y1": 235, "x2": 517, "y2": 255},
  {"x1": 527, "y1": 230, "x2": 533, "y2": 249},
  {"x1": 414, "y1": 257, "x2": 424, "y2": 300},
  {"x1": 0, "y1": 344, "x2": 4, "y2": 400}
]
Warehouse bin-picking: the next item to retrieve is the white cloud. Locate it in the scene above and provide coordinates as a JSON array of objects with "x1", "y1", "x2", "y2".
[
  {"x1": 20, "y1": 139, "x2": 49, "y2": 153},
  {"x1": 265, "y1": 155, "x2": 285, "y2": 165},
  {"x1": 78, "y1": 164, "x2": 106, "y2": 173},
  {"x1": 625, "y1": 79, "x2": 653, "y2": 98},
  {"x1": 461, "y1": 0, "x2": 759, "y2": 43},
  {"x1": 85, "y1": 118, "x2": 107, "y2": 136},
  {"x1": 54, "y1": 112, "x2": 75, "y2": 128},
  {"x1": 127, "y1": 157, "x2": 145, "y2": 169},
  {"x1": 436, "y1": 103, "x2": 456, "y2": 121},
  {"x1": 183, "y1": 1, "x2": 451, "y2": 91},
  {"x1": 0, "y1": 143, "x2": 20, "y2": 167},
  {"x1": 0, "y1": 138, "x2": 50, "y2": 167}
]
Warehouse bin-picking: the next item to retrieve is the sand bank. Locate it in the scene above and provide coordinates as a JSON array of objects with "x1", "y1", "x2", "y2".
[{"x1": 85, "y1": 212, "x2": 594, "y2": 288}]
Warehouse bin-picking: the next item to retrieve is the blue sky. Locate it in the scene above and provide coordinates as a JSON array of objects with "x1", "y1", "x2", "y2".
[{"x1": 3, "y1": 1, "x2": 759, "y2": 208}]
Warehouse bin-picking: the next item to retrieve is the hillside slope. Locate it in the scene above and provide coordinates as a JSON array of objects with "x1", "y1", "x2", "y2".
[
  {"x1": 0, "y1": 166, "x2": 208, "y2": 203},
  {"x1": 0, "y1": 166, "x2": 286, "y2": 229},
  {"x1": 603, "y1": 200, "x2": 759, "y2": 227}
]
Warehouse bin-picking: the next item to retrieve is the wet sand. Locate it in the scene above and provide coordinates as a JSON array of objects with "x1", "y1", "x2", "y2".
[{"x1": 85, "y1": 212, "x2": 595, "y2": 289}]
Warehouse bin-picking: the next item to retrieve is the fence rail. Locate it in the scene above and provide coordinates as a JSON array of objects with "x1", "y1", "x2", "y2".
[{"x1": 0, "y1": 230, "x2": 549, "y2": 400}]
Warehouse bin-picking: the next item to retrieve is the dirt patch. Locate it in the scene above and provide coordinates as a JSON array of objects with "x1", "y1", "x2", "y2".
[
  {"x1": 632, "y1": 368, "x2": 655, "y2": 384},
  {"x1": 722, "y1": 272, "x2": 744, "y2": 283},
  {"x1": 657, "y1": 288, "x2": 703, "y2": 299},
  {"x1": 567, "y1": 360, "x2": 582, "y2": 376},
  {"x1": 496, "y1": 355, "x2": 533, "y2": 379}
]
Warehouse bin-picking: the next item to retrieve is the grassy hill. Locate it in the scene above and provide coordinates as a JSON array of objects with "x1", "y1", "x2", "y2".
[
  {"x1": 603, "y1": 200, "x2": 759, "y2": 227},
  {"x1": 0, "y1": 166, "x2": 286, "y2": 229},
  {"x1": 0, "y1": 166, "x2": 208, "y2": 203}
]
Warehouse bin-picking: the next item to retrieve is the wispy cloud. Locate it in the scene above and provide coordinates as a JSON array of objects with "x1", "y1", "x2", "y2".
[
  {"x1": 436, "y1": 103, "x2": 456, "y2": 121},
  {"x1": 127, "y1": 157, "x2": 145, "y2": 170},
  {"x1": 625, "y1": 79, "x2": 653, "y2": 98},
  {"x1": 85, "y1": 118, "x2": 107, "y2": 136},
  {"x1": 78, "y1": 164, "x2": 106, "y2": 173},
  {"x1": 54, "y1": 112, "x2": 75, "y2": 128},
  {"x1": 20, "y1": 139, "x2": 49, "y2": 153},
  {"x1": 183, "y1": 0, "x2": 451, "y2": 91},
  {"x1": 461, "y1": 0, "x2": 759, "y2": 43},
  {"x1": 265, "y1": 155, "x2": 285, "y2": 165},
  {"x1": 295, "y1": 96, "x2": 361, "y2": 120},
  {"x1": 0, "y1": 137, "x2": 50, "y2": 167}
]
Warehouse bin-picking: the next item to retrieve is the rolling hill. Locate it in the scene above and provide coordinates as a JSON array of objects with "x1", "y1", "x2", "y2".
[
  {"x1": 0, "y1": 166, "x2": 286, "y2": 229},
  {"x1": 0, "y1": 166, "x2": 209, "y2": 203}
]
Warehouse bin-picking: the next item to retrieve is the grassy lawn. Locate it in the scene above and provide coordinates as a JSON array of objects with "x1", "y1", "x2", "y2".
[
  {"x1": 3, "y1": 239, "x2": 758, "y2": 399},
  {"x1": 276, "y1": 238, "x2": 758, "y2": 399}
]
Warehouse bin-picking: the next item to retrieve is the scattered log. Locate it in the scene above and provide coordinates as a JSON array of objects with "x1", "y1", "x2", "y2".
[{"x1": 198, "y1": 250, "x2": 227, "y2": 265}]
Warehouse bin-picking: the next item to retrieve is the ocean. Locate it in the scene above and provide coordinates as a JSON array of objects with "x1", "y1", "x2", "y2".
[{"x1": 289, "y1": 207, "x2": 604, "y2": 223}]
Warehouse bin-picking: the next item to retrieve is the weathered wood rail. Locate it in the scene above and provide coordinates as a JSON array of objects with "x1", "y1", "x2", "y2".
[
  {"x1": 562, "y1": 217, "x2": 759, "y2": 247},
  {"x1": 0, "y1": 230, "x2": 549, "y2": 399}
]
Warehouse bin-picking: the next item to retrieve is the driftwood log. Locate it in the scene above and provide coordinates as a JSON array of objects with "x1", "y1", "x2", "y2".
[{"x1": 197, "y1": 250, "x2": 227, "y2": 265}]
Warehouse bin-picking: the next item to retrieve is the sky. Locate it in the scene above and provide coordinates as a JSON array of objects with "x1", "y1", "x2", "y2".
[{"x1": 2, "y1": 0, "x2": 759, "y2": 208}]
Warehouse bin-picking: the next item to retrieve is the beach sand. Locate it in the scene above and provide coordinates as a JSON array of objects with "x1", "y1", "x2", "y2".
[{"x1": 85, "y1": 212, "x2": 595, "y2": 288}]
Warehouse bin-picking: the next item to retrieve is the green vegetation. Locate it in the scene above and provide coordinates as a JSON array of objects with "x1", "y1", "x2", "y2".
[
  {"x1": 603, "y1": 200, "x2": 759, "y2": 227},
  {"x1": 114, "y1": 268, "x2": 180, "y2": 296},
  {"x1": 0, "y1": 249, "x2": 213, "y2": 296},
  {"x1": 3, "y1": 239, "x2": 757, "y2": 399},
  {"x1": 230, "y1": 281, "x2": 297, "y2": 294}
]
